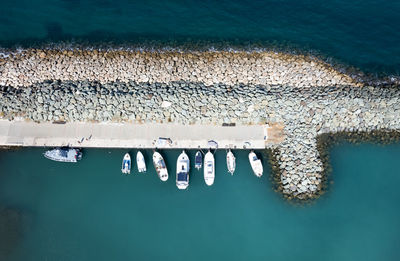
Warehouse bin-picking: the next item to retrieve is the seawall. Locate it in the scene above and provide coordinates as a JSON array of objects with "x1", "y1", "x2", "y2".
[{"x1": 0, "y1": 49, "x2": 359, "y2": 88}]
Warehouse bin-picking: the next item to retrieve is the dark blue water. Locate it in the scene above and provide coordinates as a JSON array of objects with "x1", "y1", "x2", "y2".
[
  {"x1": 0, "y1": 0, "x2": 399, "y2": 74},
  {"x1": 0, "y1": 146, "x2": 400, "y2": 260}
]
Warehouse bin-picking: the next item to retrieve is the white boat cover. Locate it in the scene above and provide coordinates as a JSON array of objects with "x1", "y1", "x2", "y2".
[
  {"x1": 153, "y1": 151, "x2": 168, "y2": 181},
  {"x1": 226, "y1": 150, "x2": 236, "y2": 175},
  {"x1": 249, "y1": 151, "x2": 263, "y2": 177},
  {"x1": 137, "y1": 151, "x2": 146, "y2": 172},
  {"x1": 204, "y1": 151, "x2": 215, "y2": 186}
]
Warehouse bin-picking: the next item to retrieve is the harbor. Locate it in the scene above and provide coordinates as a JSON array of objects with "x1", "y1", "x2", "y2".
[
  {"x1": 1, "y1": 76, "x2": 399, "y2": 199},
  {"x1": 0, "y1": 119, "x2": 270, "y2": 189},
  {"x1": 0, "y1": 49, "x2": 399, "y2": 200},
  {"x1": 1, "y1": 0, "x2": 400, "y2": 260}
]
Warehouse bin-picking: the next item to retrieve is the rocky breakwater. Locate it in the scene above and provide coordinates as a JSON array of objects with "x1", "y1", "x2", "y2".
[
  {"x1": 1, "y1": 79, "x2": 400, "y2": 199},
  {"x1": 0, "y1": 49, "x2": 360, "y2": 88}
]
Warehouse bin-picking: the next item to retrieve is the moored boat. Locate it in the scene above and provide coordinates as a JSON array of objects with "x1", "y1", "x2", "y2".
[
  {"x1": 226, "y1": 149, "x2": 236, "y2": 175},
  {"x1": 248, "y1": 151, "x2": 263, "y2": 177},
  {"x1": 44, "y1": 147, "x2": 82, "y2": 163},
  {"x1": 153, "y1": 151, "x2": 168, "y2": 181},
  {"x1": 136, "y1": 151, "x2": 146, "y2": 173},
  {"x1": 204, "y1": 151, "x2": 215, "y2": 186},
  {"x1": 195, "y1": 151, "x2": 202, "y2": 170},
  {"x1": 121, "y1": 153, "x2": 131, "y2": 174},
  {"x1": 176, "y1": 150, "x2": 190, "y2": 189}
]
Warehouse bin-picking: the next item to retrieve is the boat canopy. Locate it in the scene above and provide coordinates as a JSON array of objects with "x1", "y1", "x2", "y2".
[
  {"x1": 59, "y1": 149, "x2": 68, "y2": 157},
  {"x1": 177, "y1": 172, "x2": 188, "y2": 181},
  {"x1": 195, "y1": 155, "x2": 202, "y2": 164},
  {"x1": 123, "y1": 160, "x2": 130, "y2": 168}
]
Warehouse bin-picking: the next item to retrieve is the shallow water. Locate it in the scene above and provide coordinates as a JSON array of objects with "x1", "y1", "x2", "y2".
[
  {"x1": 0, "y1": 145, "x2": 400, "y2": 260},
  {"x1": 0, "y1": 0, "x2": 399, "y2": 74}
]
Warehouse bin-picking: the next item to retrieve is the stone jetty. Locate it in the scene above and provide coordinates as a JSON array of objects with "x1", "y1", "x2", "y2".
[
  {"x1": 0, "y1": 49, "x2": 398, "y2": 199},
  {"x1": 0, "y1": 49, "x2": 359, "y2": 88}
]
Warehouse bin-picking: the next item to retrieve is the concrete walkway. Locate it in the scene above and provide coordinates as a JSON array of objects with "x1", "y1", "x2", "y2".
[{"x1": 0, "y1": 120, "x2": 270, "y2": 149}]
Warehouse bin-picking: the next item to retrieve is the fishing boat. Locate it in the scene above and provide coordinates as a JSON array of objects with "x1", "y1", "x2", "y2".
[
  {"x1": 136, "y1": 151, "x2": 146, "y2": 173},
  {"x1": 226, "y1": 149, "x2": 236, "y2": 175},
  {"x1": 44, "y1": 147, "x2": 82, "y2": 163},
  {"x1": 195, "y1": 151, "x2": 202, "y2": 170},
  {"x1": 248, "y1": 151, "x2": 263, "y2": 177},
  {"x1": 153, "y1": 151, "x2": 168, "y2": 181},
  {"x1": 121, "y1": 153, "x2": 131, "y2": 174},
  {"x1": 176, "y1": 150, "x2": 190, "y2": 189},
  {"x1": 204, "y1": 151, "x2": 215, "y2": 186}
]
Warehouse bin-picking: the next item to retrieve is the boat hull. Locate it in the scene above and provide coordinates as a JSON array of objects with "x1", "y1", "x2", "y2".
[
  {"x1": 136, "y1": 151, "x2": 146, "y2": 173},
  {"x1": 204, "y1": 151, "x2": 215, "y2": 186},
  {"x1": 226, "y1": 150, "x2": 236, "y2": 175},
  {"x1": 176, "y1": 151, "x2": 190, "y2": 189},
  {"x1": 249, "y1": 151, "x2": 263, "y2": 177},
  {"x1": 153, "y1": 151, "x2": 168, "y2": 181},
  {"x1": 195, "y1": 151, "x2": 202, "y2": 170},
  {"x1": 43, "y1": 148, "x2": 82, "y2": 163},
  {"x1": 121, "y1": 153, "x2": 131, "y2": 174}
]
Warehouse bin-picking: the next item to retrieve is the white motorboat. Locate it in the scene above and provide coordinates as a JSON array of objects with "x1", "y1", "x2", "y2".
[
  {"x1": 153, "y1": 151, "x2": 168, "y2": 181},
  {"x1": 44, "y1": 147, "x2": 82, "y2": 163},
  {"x1": 226, "y1": 149, "x2": 236, "y2": 175},
  {"x1": 121, "y1": 153, "x2": 131, "y2": 174},
  {"x1": 248, "y1": 151, "x2": 263, "y2": 177},
  {"x1": 136, "y1": 151, "x2": 146, "y2": 173},
  {"x1": 176, "y1": 150, "x2": 190, "y2": 190},
  {"x1": 204, "y1": 151, "x2": 215, "y2": 186}
]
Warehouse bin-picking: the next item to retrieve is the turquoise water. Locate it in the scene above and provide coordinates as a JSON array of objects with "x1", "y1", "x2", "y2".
[
  {"x1": 1, "y1": 145, "x2": 400, "y2": 260},
  {"x1": 0, "y1": 0, "x2": 399, "y2": 74}
]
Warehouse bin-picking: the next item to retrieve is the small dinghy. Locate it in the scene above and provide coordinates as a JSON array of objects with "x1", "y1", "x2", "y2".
[
  {"x1": 204, "y1": 151, "x2": 215, "y2": 186},
  {"x1": 195, "y1": 151, "x2": 202, "y2": 170},
  {"x1": 176, "y1": 150, "x2": 190, "y2": 190},
  {"x1": 226, "y1": 149, "x2": 236, "y2": 175},
  {"x1": 121, "y1": 153, "x2": 131, "y2": 174},
  {"x1": 248, "y1": 151, "x2": 263, "y2": 177},
  {"x1": 136, "y1": 151, "x2": 146, "y2": 173},
  {"x1": 153, "y1": 151, "x2": 168, "y2": 181}
]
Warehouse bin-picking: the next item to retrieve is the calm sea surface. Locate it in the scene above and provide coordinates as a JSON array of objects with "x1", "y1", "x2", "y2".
[
  {"x1": 0, "y1": 145, "x2": 400, "y2": 260},
  {"x1": 0, "y1": 0, "x2": 399, "y2": 74}
]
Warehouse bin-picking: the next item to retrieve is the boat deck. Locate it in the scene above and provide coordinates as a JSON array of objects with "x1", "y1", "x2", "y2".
[{"x1": 0, "y1": 120, "x2": 279, "y2": 149}]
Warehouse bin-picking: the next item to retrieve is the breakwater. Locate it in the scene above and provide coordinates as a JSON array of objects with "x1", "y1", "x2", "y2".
[
  {"x1": 1, "y1": 49, "x2": 399, "y2": 199},
  {"x1": 0, "y1": 49, "x2": 359, "y2": 87}
]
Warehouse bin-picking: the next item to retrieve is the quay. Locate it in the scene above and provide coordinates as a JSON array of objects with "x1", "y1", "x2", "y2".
[{"x1": 0, "y1": 120, "x2": 277, "y2": 149}]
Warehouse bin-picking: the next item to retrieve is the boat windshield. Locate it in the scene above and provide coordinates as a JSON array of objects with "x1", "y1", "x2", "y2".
[{"x1": 158, "y1": 160, "x2": 166, "y2": 167}]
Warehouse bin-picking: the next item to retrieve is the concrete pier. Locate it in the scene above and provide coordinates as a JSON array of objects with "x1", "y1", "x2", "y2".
[{"x1": 0, "y1": 120, "x2": 272, "y2": 149}]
